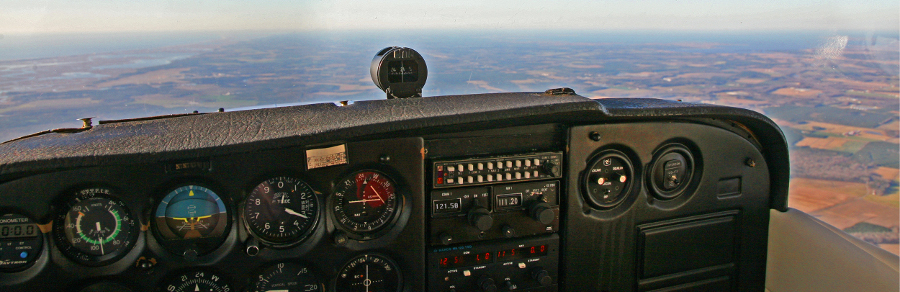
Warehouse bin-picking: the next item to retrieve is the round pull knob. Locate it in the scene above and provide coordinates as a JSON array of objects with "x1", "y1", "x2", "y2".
[
  {"x1": 531, "y1": 269, "x2": 552, "y2": 287},
  {"x1": 479, "y1": 276, "x2": 498, "y2": 292},
  {"x1": 468, "y1": 206, "x2": 493, "y2": 231},
  {"x1": 530, "y1": 202, "x2": 555, "y2": 225},
  {"x1": 543, "y1": 162, "x2": 560, "y2": 177}
]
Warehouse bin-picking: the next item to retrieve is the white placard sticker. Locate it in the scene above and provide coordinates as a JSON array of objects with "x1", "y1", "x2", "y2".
[{"x1": 306, "y1": 144, "x2": 348, "y2": 170}]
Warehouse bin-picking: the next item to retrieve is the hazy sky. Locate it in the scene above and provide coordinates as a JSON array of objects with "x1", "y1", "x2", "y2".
[{"x1": 3, "y1": 0, "x2": 898, "y2": 34}]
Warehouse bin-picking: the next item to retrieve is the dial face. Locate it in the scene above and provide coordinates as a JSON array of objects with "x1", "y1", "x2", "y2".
[
  {"x1": 583, "y1": 151, "x2": 634, "y2": 208},
  {"x1": 78, "y1": 282, "x2": 134, "y2": 292},
  {"x1": 250, "y1": 262, "x2": 323, "y2": 292},
  {"x1": 154, "y1": 185, "x2": 230, "y2": 255},
  {"x1": 331, "y1": 170, "x2": 399, "y2": 235},
  {"x1": 335, "y1": 254, "x2": 402, "y2": 292},
  {"x1": 243, "y1": 177, "x2": 320, "y2": 246},
  {"x1": 0, "y1": 213, "x2": 43, "y2": 271},
  {"x1": 53, "y1": 188, "x2": 138, "y2": 266},
  {"x1": 161, "y1": 270, "x2": 232, "y2": 292}
]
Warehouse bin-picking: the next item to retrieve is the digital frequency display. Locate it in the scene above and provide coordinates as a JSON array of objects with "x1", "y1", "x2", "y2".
[
  {"x1": 438, "y1": 252, "x2": 493, "y2": 269},
  {"x1": 0, "y1": 224, "x2": 38, "y2": 239},
  {"x1": 495, "y1": 193, "x2": 522, "y2": 209},
  {"x1": 433, "y1": 198, "x2": 461, "y2": 214},
  {"x1": 438, "y1": 245, "x2": 549, "y2": 269},
  {"x1": 496, "y1": 245, "x2": 548, "y2": 261}
]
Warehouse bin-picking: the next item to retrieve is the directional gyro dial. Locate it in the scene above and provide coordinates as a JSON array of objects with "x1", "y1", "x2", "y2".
[
  {"x1": 243, "y1": 176, "x2": 320, "y2": 247},
  {"x1": 335, "y1": 254, "x2": 402, "y2": 292},
  {"x1": 331, "y1": 170, "x2": 400, "y2": 237}
]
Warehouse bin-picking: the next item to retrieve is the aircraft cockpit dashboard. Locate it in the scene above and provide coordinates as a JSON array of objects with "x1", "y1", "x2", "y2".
[{"x1": 0, "y1": 47, "x2": 793, "y2": 292}]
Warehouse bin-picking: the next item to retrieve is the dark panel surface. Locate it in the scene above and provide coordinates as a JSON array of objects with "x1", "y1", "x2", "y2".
[{"x1": 563, "y1": 122, "x2": 770, "y2": 292}]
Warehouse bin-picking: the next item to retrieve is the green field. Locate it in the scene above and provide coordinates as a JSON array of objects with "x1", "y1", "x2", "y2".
[{"x1": 854, "y1": 141, "x2": 900, "y2": 167}]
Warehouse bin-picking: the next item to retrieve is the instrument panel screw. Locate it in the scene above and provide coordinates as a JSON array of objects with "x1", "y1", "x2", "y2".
[
  {"x1": 745, "y1": 158, "x2": 756, "y2": 167},
  {"x1": 589, "y1": 132, "x2": 602, "y2": 141},
  {"x1": 135, "y1": 257, "x2": 157, "y2": 270},
  {"x1": 334, "y1": 231, "x2": 349, "y2": 246}
]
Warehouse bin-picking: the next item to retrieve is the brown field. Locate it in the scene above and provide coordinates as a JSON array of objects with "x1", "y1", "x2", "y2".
[
  {"x1": 877, "y1": 120, "x2": 899, "y2": 131},
  {"x1": 795, "y1": 121, "x2": 894, "y2": 142},
  {"x1": 789, "y1": 178, "x2": 866, "y2": 212},
  {"x1": 96, "y1": 68, "x2": 189, "y2": 88},
  {"x1": 736, "y1": 78, "x2": 768, "y2": 84},
  {"x1": 772, "y1": 87, "x2": 823, "y2": 97},
  {"x1": 874, "y1": 167, "x2": 900, "y2": 181},
  {"x1": 813, "y1": 198, "x2": 900, "y2": 229},
  {"x1": 790, "y1": 178, "x2": 899, "y2": 231},
  {"x1": 795, "y1": 137, "x2": 847, "y2": 150},
  {"x1": 749, "y1": 68, "x2": 784, "y2": 77}
]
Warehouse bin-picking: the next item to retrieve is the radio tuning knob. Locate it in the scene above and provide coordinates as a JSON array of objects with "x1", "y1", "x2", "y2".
[
  {"x1": 542, "y1": 162, "x2": 560, "y2": 177},
  {"x1": 468, "y1": 205, "x2": 493, "y2": 231},
  {"x1": 479, "y1": 276, "x2": 498, "y2": 292},
  {"x1": 529, "y1": 201, "x2": 555, "y2": 225},
  {"x1": 531, "y1": 268, "x2": 552, "y2": 287},
  {"x1": 503, "y1": 281, "x2": 517, "y2": 291}
]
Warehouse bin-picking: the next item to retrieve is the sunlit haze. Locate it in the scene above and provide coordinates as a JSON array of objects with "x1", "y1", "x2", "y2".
[{"x1": 3, "y1": 0, "x2": 898, "y2": 34}]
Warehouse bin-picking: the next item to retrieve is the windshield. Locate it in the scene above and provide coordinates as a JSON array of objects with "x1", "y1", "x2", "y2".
[{"x1": 3, "y1": 1, "x2": 898, "y2": 254}]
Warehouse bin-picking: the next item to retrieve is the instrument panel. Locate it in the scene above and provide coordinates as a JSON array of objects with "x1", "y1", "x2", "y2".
[
  {"x1": 0, "y1": 103, "x2": 779, "y2": 292},
  {"x1": 0, "y1": 137, "x2": 426, "y2": 291}
]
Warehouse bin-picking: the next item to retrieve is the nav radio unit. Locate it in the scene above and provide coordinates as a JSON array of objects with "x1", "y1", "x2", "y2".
[{"x1": 427, "y1": 152, "x2": 563, "y2": 291}]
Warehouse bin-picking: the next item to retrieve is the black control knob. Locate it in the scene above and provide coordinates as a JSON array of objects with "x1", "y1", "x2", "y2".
[
  {"x1": 479, "y1": 276, "x2": 498, "y2": 292},
  {"x1": 468, "y1": 206, "x2": 493, "y2": 231},
  {"x1": 542, "y1": 162, "x2": 561, "y2": 177},
  {"x1": 531, "y1": 268, "x2": 552, "y2": 287},
  {"x1": 503, "y1": 280, "x2": 517, "y2": 291},
  {"x1": 529, "y1": 202, "x2": 555, "y2": 225}
]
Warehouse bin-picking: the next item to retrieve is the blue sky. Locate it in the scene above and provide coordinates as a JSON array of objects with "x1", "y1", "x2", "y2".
[{"x1": 2, "y1": 0, "x2": 898, "y2": 33}]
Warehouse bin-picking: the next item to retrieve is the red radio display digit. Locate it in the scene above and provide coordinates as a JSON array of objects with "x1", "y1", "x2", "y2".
[{"x1": 496, "y1": 245, "x2": 548, "y2": 261}]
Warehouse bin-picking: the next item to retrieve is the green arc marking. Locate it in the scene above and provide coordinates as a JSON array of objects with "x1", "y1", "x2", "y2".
[{"x1": 78, "y1": 209, "x2": 122, "y2": 245}]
